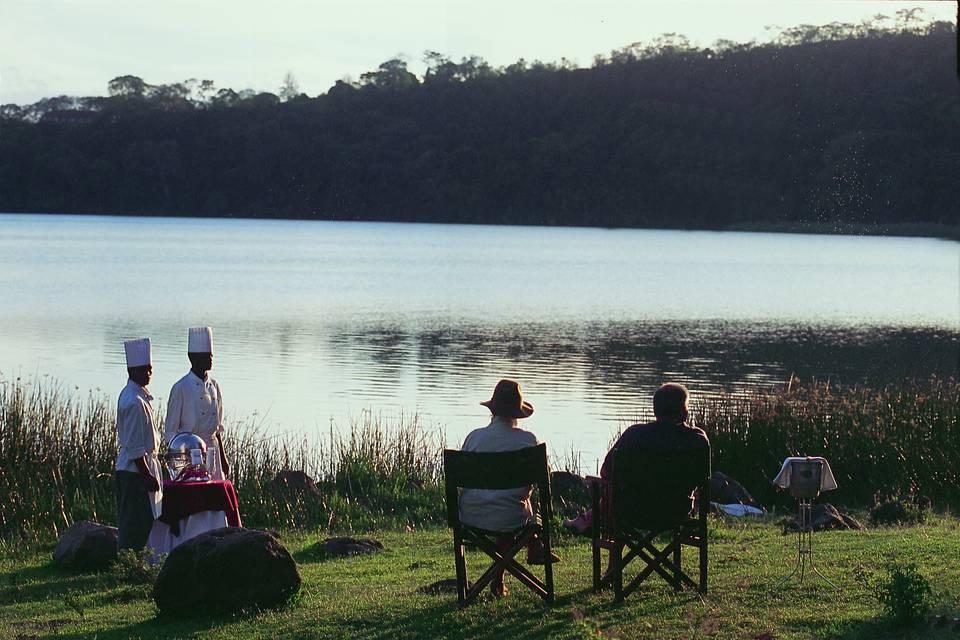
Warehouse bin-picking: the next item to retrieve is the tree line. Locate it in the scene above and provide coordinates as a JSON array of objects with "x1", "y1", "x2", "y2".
[{"x1": 0, "y1": 15, "x2": 957, "y2": 230}]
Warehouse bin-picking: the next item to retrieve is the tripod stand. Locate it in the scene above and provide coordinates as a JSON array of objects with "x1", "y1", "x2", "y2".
[{"x1": 775, "y1": 497, "x2": 838, "y2": 590}]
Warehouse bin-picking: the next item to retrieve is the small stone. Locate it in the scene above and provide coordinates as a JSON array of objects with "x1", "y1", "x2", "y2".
[
  {"x1": 310, "y1": 537, "x2": 384, "y2": 559},
  {"x1": 418, "y1": 578, "x2": 470, "y2": 595}
]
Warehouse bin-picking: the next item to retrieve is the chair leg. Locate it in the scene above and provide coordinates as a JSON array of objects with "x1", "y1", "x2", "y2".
[
  {"x1": 542, "y1": 526, "x2": 555, "y2": 604},
  {"x1": 673, "y1": 539, "x2": 682, "y2": 592},
  {"x1": 453, "y1": 530, "x2": 467, "y2": 606},
  {"x1": 699, "y1": 535, "x2": 708, "y2": 594},
  {"x1": 613, "y1": 542, "x2": 624, "y2": 602},
  {"x1": 592, "y1": 535, "x2": 602, "y2": 592}
]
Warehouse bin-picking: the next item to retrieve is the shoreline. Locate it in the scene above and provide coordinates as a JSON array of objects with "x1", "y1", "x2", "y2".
[{"x1": 2, "y1": 210, "x2": 958, "y2": 242}]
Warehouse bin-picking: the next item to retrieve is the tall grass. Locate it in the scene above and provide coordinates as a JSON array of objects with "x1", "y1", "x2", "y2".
[
  {"x1": 1, "y1": 374, "x2": 957, "y2": 540},
  {"x1": 0, "y1": 375, "x2": 446, "y2": 540},
  {"x1": 700, "y1": 376, "x2": 960, "y2": 508}
]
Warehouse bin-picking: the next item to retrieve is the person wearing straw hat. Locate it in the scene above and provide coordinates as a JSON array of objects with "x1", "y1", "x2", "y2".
[
  {"x1": 115, "y1": 338, "x2": 163, "y2": 551},
  {"x1": 459, "y1": 379, "x2": 560, "y2": 597},
  {"x1": 165, "y1": 327, "x2": 230, "y2": 480}
]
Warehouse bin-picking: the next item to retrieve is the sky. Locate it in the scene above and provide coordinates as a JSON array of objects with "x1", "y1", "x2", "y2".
[{"x1": 0, "y1": 0, "x2": 954, "y2": 105}]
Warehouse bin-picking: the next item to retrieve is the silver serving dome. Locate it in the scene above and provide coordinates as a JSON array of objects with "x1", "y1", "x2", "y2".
[{"x1": 166, "y1": 432, "x2": 209, "y2": 482}]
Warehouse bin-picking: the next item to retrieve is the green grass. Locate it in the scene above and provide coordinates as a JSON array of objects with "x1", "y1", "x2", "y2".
[{"x1": 2, "y1": 516, "x2": 959, "y2": 639}]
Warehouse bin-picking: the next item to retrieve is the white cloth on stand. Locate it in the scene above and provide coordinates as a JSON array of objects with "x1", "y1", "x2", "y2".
[
  {"x1": 165, "y1": 371, "x2": 226, "y2": 480},
  {"x1": 147, "y1": 510, "x2": 229, "y2": 556},
  {"x1": 773, "y1": 456, "x2": 838, "y2": 491},
  {"x1": 116, "y1": 380, "x2": 163, "y2": 518}
]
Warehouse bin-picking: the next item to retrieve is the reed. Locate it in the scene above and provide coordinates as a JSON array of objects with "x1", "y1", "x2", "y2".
[
  {"x1": 1, "y1": 373, "x2": 957, "y2": 540},
  {"x1": 699, "y1": 376, "x2": 960, "y2": 508}
]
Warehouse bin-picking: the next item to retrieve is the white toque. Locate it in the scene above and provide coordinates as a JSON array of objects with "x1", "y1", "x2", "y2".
[
  {"x1": 124, "y1": 338, "x2": 152, "y2": 367},
  {"x1": 188, "y1": 326, "x2": 214, "y2": 353}
]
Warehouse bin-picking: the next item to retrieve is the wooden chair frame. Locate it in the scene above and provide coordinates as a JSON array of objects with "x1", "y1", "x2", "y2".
[
  {"x1": 443, "y1": 444, "x2": 555, "y2": 607},
  {"x1": 589, "y1": 447, "x2": 710, "y2": 602}
]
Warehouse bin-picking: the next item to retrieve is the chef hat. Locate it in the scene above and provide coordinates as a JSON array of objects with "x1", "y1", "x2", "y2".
[
  {"x1": 188, "y1": 326, "x2": 214, "y2": 353},
  {"x1": 124, "y1": 338, "x2": 152, "y2": 367}
]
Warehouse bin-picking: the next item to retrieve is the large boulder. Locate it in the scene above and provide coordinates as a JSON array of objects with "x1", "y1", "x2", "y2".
[
  {"x1": 53, "y1": 521, "x2": 117, "y2": 570},
  {"x1": 551, "y1": 471, "x2": 590, "y2": 518},
  {"x1": 710, "y1": 471, "x2": 762, "y2": 508},
  {"x1": 153, "y1": 527, "x2": 300, "y2": 614},
  {"x1": 781, "y1": 503, "x2": 865, "y2": 533},
  {"x1": 270, "y1": 470, "x2": 322, "y2": 499}
]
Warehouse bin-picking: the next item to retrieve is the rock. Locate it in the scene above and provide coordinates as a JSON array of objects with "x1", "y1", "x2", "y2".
[
  {"x1": 153, "y1": 527, "x2": 300, "y2": 614},
  {"x1": 52, "y1": 521, "x2": 118, "y2": 570},
  {"x1": 781, "y1": 503, "x2": 865, "y2": 533},
  {"x1": 418, "y1": 578, "x2": 469, "y2": 594},
  {"x1": 310, "y1": 537, "x2": 384, "y2": 559},
  {"x1": 551, "y1": 471, "x2": 590, "y2": 517},
  {"x1": 710, "y1": 471, "x2": 762, "y2": 508},
  {"x1": 271, "y1": 470, "x2": 322, "y2": 499}
]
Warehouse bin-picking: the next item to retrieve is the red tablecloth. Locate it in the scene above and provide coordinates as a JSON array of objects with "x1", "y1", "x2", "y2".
[{"x1": 160, "y1": 480, "x2": 242, "y2": 535}]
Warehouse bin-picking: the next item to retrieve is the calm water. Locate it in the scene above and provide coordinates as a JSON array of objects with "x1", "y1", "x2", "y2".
[{"x1": 1, "y1": 213, "x2": 957, "y2": 467}]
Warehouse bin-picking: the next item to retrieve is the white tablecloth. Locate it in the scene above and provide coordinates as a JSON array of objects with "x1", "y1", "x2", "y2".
[
  {"x1": 147, "y1": 510, "x2": 229, "y2": 556},
  {"x1": 773, "y1": 457, "x2": 838, "y2": 491}
]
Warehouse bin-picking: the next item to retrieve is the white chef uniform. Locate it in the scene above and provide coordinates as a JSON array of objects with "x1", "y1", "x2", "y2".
[
  {"x1": 165, "y1": 372, "x2": 225, "y2": 478},
  {"x1": 116, "y1": 353, "x2": 163, "y2": 519},
  {"x1": 165, "y1": 327, "x2": 226, "y2": 479}
]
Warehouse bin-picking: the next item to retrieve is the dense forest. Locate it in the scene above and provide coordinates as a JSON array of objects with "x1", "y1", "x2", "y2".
[{"x1": 1, "y1": 16, "x2": 957, "y2": 230}]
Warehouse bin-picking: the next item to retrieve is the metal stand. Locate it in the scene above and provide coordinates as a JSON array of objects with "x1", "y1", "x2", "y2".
[{"x1": 776, "y1": 498, "x2": 838, "y2": 590}]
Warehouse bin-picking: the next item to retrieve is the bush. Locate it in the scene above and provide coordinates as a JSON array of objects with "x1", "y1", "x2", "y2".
[
  {"x1": 869, "y1": 497, "x2": 927, "y2": 526},
  {"x1": 863, "y1": 563, "x2": 933, "y2": 626}
]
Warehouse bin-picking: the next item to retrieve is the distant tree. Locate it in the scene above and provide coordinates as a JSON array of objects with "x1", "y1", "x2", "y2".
[
  {"x1": 327, "y1": 78, "x2": 358, "y2": 98},
  {"x1": 0, "y1": 104, "x2": 24, "y2": 119},
  {"x1": 360, "y1": 58, "x2": 418, "y2": 89},
  {"x1": 279, "y1": 72, "x2": 300, "y2": 102},
  {"x1": 194, "y1": 79, "x2": 217, "y2": 104},
  {"x1": 210, "y1": 88, "x2": 239, "y2": 107},
  {"x1": 147, "y1": 82, "x2": 191, "y2": 109},
  {"x1": 895, "y1": 7, "x2": 926, "y2": 33},
  {"x1": 107, "y1": 75, "x2": 149, "y2": 98},
  {"x1": 24, "y1": 95, "x2": 76, "y2": 121}
]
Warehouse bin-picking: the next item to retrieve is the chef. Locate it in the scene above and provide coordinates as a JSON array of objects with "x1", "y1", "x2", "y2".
[
  {"x1": 165, "y1": 327, "x2": 230, "y2": 480},
  {"x1": 116, "y1": 337, "x2": 163, "y2": 551}
]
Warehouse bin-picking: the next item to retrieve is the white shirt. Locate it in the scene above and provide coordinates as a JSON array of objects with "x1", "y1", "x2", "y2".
[
  {"x1": 165, "y1": 371, "x2": 225, "y2": 479},
  {"x1": 115, "y1": 380, "x2": 163, "y2": 518},
  {"x1": 458, "y1": 416, "x2": 539, "y2": 532}
]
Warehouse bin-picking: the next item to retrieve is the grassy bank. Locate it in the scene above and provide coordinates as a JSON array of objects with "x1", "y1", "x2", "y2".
[
  {"x1": 1, "y1": 517, "x2": 959, "y2": 639},
  {"x1": 722, "y1": 221, "x2": 960, "y2": 242},
  {"x1": 1, "y1": 374, "x2": 958, "y2": 539}
]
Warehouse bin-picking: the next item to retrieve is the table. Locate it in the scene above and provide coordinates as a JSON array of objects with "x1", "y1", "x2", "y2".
[{"x1": 147, "y1": 480, "x2": 242, "y2": 555}]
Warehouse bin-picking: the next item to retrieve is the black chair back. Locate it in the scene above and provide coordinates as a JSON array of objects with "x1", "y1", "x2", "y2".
[
  {"x1": 608, "y1": 445, "x2": 711, "y2": 532},
  {"x1": 443, "y1": 444, "x2": 550, "y2": 528}
]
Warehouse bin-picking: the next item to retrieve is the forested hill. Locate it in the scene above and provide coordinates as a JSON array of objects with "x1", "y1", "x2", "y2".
[{"x1": 1, "y1": 23, "x2": 957, "y2": 230}]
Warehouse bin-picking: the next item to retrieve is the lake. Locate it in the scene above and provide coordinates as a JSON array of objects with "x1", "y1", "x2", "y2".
[{"x1": 0, "y1": 213, "x2": 957, "y2": 468}]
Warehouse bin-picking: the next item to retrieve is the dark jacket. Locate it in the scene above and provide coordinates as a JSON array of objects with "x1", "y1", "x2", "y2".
[{"x1": 601, "y1": 419, "x2": 710, "y2": 526}]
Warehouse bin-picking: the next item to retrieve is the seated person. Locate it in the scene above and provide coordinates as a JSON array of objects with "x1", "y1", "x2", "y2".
[
  {"x1": 459, "y1": 379, "x2": 560, "y2": 597},
  {"x1": 564, "y1": 382, "x2": 709, "y2": 533}
]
